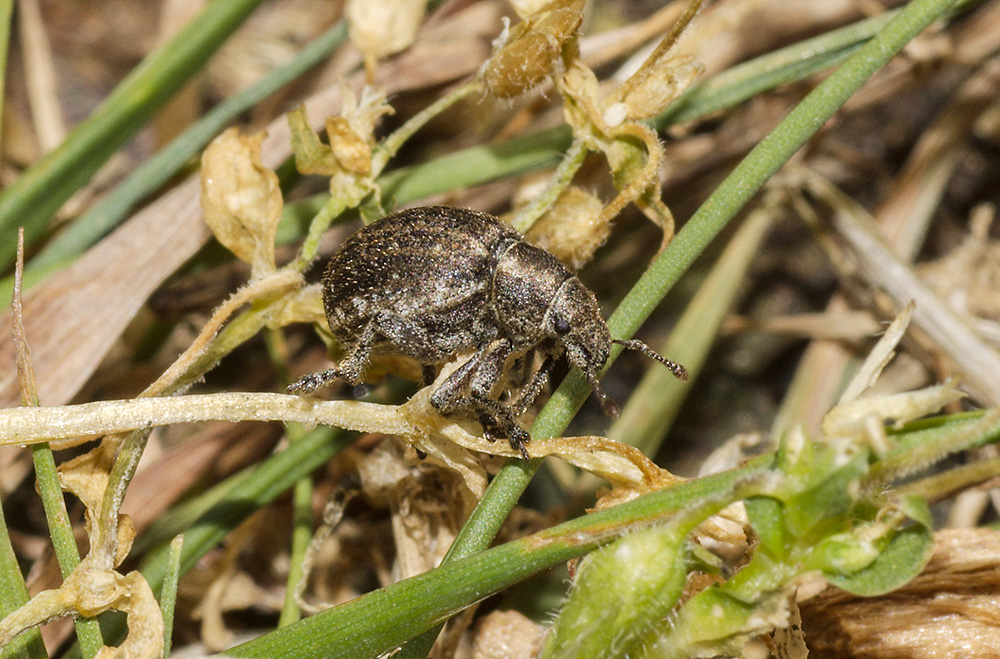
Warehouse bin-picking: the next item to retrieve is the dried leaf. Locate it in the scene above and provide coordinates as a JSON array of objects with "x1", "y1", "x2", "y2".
[
  {"x1": 326, "y1": 116, "x2": 371, "y2": 176},
  {"x1": 200, "y1": 128, "x2": 282, "y2": 277}
]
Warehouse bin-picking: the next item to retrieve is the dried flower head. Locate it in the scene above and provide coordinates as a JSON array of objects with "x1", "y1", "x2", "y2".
[
  {"x1": 481, "y1": 0, "x2": 584, "y2": 99},
  {"x1": 346, "y1": 0, "x2": 428, "y2": 77},
  {"x1": 524, "y1": 186, "x2": 608, "y2": 269}
]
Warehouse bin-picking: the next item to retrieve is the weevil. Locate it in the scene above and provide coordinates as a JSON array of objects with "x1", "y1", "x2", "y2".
[{"x1": 288, "y1": 206, "x2": 688, "y2": 459}]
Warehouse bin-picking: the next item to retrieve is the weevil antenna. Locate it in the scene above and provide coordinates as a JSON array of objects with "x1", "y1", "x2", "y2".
[
  {"x1": 585, "y1": 369, "x2": 620, "y2": 418},
  {"x1": 613, "y1": 339, "x2": 689, "y2": 381}
]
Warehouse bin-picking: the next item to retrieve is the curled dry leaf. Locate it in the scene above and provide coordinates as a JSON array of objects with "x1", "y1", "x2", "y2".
[
  {"x1": 0, "y1": 560, "x2": 163, "y2": 658},
  {"x1": 614, "y1": 54, "x2": 703, "y2": 123},
  {"x1": 200, "y1": 128, "x2": 283, "y2": 278},
  {"x1": 822, "y1": 380, "x2": 965, "y2": 443},
  {"x1": 57, "y1": 445, "x2": 138, "y2": 569},
  {"x1": 553, "y1": 1, "x2": 704, "y2": 245},
  {"x1": 357, "y1": 440, "x2": 468, "y2": 579},
  {"x1": 559, "y1": 61, "x2": 678, "y2": 242}
]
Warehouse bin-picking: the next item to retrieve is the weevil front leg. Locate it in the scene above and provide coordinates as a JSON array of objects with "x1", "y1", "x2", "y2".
[
  {"x1": 431, "y1": 340, "x2": 531, "y2": 458},
  {"x1": 509, "y1": 355, "x2": 555, "y2": 417}
]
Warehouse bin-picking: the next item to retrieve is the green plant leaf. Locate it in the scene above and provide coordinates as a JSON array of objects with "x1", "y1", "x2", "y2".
[
  {"x1": 783, "y1": 450, "x2": 869, "y2": 538},
  {"x1": 745, "y1": 496, "x2": 786, "y2": 558},
  {"x1": 824, "y1": 495, "x2": 934, "y2": 596}
]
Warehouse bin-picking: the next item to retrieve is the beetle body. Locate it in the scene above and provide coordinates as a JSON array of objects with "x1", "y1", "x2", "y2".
[{"x1": 289, "y1": 206, "x2": 686, "y2": 458}]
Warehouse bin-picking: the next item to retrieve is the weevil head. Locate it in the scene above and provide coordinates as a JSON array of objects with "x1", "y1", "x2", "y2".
[{"x1": 546, "y1": 278, "x2": 619, "y2": 416}]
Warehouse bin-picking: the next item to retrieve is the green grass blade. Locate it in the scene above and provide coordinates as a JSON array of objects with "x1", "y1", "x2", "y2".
[
  {"x1": 413, "y1": 0, "x2": 963, "y2": 648},
  {"x1": 227, "y1": 458, "x2": 770, "y2": 659},
  {"x1": 0, "y1": 499, "x2": 47, "y2": 659},
  {"x1": 0, "y1": 0, "x2": 269, "y2": 269},
  {"x1": 28, "y1": 21, "x2": 348, "y2": 272}
]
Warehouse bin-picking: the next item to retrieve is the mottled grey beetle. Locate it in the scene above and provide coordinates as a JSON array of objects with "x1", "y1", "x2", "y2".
[{"x1": 289, "y1": 206, "x2": 687, "y2": 459}]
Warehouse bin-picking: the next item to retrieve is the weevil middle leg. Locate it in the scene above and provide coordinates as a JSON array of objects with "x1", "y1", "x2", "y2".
[{"x1": 431, "y1": 339, "x2": 530, "y2": 458}]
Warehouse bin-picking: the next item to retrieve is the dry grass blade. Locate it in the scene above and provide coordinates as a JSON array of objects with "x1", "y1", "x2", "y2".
[
  {"x1": 11, "y1": 230, "x2": 38, "y2": 407},
  {"x1": 809, "y1": 171, "x2": 1000, "y2": 406},
  {"x1": 17, "y1": 0, "x2": 66, "y2": 152}
]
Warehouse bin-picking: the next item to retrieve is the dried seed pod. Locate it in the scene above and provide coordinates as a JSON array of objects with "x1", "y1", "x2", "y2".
[
  {"x1": 524, "y1": 186, "x2": 609, "y2": 269},
  {"x1": 481, "y1": 0, "x2": 584, "y2": 99},
  {"x1": 346, "y1": 0, "x2": 427, "y2": 74},
  {"x1": 200, "y1": 128, "x2": 282, "y2": 276}
]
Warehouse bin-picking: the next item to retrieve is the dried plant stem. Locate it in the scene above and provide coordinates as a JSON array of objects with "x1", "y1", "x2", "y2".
[
  {"x1": 143, "y1": 269, "x2": 302, "y2": 397},
  {"x1": 0, "y1": 393, "x2": 410, "y2": 445},
  {"x1": 17, "y1": 0, "x2": 65, "y2": 151},
  {"x1": 610, "y1": 0, "x2": 705, "y2": 107},
  {"x1": 0, "y1": 240, "x2": 44, "y2": 659},
  {"x1": 804, "y1": 171, "x2": 1000, "y2": 405}
]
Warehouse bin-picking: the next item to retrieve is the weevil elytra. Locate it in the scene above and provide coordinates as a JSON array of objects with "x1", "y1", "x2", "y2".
[{"x1": 289, "y1": 206, "x2": 687, "y2": 458}]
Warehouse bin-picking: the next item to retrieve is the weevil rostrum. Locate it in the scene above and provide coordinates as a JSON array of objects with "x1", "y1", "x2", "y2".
[{"x1": 288, "y1": 206, "x2": 688, "y2": 459}]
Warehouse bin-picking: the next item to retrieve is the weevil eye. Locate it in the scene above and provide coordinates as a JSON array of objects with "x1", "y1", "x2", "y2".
[{"x1": 553, "y1": 315, "x2": 572, "y2": 335}]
